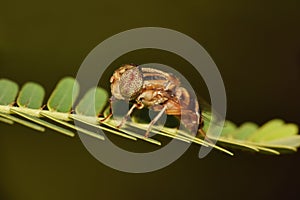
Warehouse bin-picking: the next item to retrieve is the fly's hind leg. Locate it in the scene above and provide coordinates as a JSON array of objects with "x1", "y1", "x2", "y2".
[{"x1": 145, "y1": 105, "x2": 167, "y2": 138}]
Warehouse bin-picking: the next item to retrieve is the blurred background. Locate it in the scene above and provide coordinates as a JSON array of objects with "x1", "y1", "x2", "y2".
[{"x1": 1, "y1": 0, "x2": 300, "y2": 199}]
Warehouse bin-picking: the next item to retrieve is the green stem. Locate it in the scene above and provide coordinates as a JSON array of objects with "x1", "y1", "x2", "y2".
[
  {"x1": 0, "y1": 116, "x2": 14, "y2": 124},
  {"x1": 10, "y1": 108, "x2": 74, "y2": 137},
  {"x1": 70, "y1": 115, "x2": 137, "y2": 141},
  {"x1": 0, "y1": 112, "x2": 45, "y2": 132},
  {"x1": 40, "y1": 112, "x2": 104, "y2": 140}
]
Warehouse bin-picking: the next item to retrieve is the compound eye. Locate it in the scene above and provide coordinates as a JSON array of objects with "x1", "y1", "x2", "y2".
[{"x1": 119, "y1": 67, "x2": 143, "y2": 100}]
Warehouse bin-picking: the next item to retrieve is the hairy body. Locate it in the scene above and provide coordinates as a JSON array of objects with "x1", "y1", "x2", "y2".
[{"x1": 105, "y1": 64, "x2": 204, "y2": 137}]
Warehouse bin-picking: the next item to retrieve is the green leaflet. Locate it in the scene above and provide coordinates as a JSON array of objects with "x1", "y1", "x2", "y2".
[
  {"x1": 207, "y1": 119, "x2": 300, "y2": 153},
  {"x1": 220, "y1": 121, "x2": 238, "y2": 137},
  {"x1": 47, "y1": 77, "x2": 79, "y2": 112},
  {"x1": 0, "y1": 79, "x2": 45, "y2": 131},
  {"x1": 204, "y1": 120, "x2": 237, "y2": 138},
  {"x1": 0, "y1": 79, "x2": 19, "y2": 105},
  {"x1": 257, "y1": 123, "x2": 298, "y2": 142},
  {"x1": 248, "y1": 119, "x2": 285, "y2": 142},
  {"x1": 267, "y1": 135, "x2": 300, "y2": 147},
  {"x1": 17, "y1": 82, "x2": 45, "y2": 109},
  {"x1": 76, "y1": 87, "x2": 108, "y2": 116},
  {"x1": 229, "y1": 122, "x2": 259, "y2": 140}
]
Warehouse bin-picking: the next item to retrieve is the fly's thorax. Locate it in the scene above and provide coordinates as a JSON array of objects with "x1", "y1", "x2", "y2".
[{"x1": 141, "y1": 67, "x2": 181, "y2": 91}]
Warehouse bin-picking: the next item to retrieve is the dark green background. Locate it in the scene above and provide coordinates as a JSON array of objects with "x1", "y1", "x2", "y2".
[{"x1": 1, "y1": 0, "x2": 300, "y2": 199}]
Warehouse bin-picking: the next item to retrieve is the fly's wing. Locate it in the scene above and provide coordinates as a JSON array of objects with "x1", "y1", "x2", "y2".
[
  {"x1": 180, "y1": 109, "x2": 201, "y2": 136},
  {"x1": 197, "y1": 95, "x2": 227, "y2": 128},
  {"x1": 165, "y1": 98, "x2": 201, "y2": 136},
  {"x1": 166, "y1": 110, "x2": 200, "y2": 136}
]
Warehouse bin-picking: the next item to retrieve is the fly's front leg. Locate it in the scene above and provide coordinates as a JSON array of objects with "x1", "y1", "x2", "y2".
[
  {"x1": 100, "y1": 96, "x2": 114, "y2": 123},
  {"x1": 145, "y1": 105, "x2": 167, "y2": 138}
]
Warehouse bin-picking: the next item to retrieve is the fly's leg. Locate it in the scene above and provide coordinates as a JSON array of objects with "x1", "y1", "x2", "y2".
[
  {"x1": 101, "y1": 112, "x2": 113, "y2": 123},
  {"x1": 145, "y1": 105, "x2": 167, "y2": 138},
  {"x1": 196, "y1": 118, "x2": 215, "y2": 145},
  {"x1": 116, "y1": 104, "x2": 137, "y2": 128},
  {"x1": 198, "y1": 128, "x2": 207, "y2": 138},
  {"x1": 116, "y1": 102, "x2": 144, "y2": 129},
  {"x1": 100, "y1": 97, "x2": 114, "y2": 123}
]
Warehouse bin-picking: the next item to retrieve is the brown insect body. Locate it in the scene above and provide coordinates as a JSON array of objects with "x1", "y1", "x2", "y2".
[{"x1": 106, "y1": 64, "x2": 204, "y2": 137}]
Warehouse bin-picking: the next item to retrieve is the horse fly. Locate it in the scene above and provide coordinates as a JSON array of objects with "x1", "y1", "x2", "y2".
[{"x1": 101, "y1": 64, "x2": 205, "y2": 138}]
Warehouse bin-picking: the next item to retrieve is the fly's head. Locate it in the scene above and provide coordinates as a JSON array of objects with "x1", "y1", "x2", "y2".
[{"x1": 110, "y1": 64, "x2": 144, "y2": 101}]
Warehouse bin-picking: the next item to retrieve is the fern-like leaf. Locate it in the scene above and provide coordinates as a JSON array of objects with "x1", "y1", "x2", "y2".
[{"x1": 0, "y1": 77, "x2": 299, "y2": 155}]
